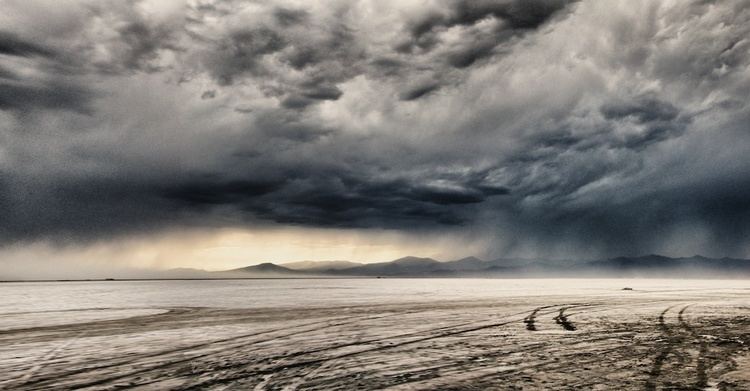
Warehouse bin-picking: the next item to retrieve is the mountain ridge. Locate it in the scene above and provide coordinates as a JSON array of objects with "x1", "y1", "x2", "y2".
[{"x1": 222, "y1": 254, "x2": 750, "y2": 278}]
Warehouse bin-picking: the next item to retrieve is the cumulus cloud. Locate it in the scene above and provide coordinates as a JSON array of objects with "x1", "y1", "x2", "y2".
[{"x1": 0, "y1": 0, "x2": 749, "y2": 259}]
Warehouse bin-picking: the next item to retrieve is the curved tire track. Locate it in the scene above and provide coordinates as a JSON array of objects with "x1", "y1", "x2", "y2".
[
  {"x1": 20, "y1": 311, "x2": 414, "y2": 390},
  {"x1": 677, "y1": 305, "x2": 709, "y2": 389},
  {"x1": 645, "y1": 305, "x2": 677, "y2": 391},
  {"x1": 171, "y1": 308, "x2": 558, "y2": 390},
  {"x1": 553, "y1": 307, "x2": 577, "y2": 331},
  {"x1": 178, "y1": 304, "x2": 597, "y2": 390},
  {"x1": 524, "y1": 303, "x2": 592, "y2": 332},
  {"x1": 645, "y1": 304, "x2": 701, "y2": 391}
]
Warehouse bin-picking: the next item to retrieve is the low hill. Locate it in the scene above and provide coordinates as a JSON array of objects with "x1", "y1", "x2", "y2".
[
  {"x1": 332, "y1": 256, "x2": 443, "y2": 276},
  {"x1": 230, "y1": 263, "x2": 302, "y2": 276}
]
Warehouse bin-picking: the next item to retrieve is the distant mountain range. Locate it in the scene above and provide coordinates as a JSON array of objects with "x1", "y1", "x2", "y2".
[
  {"x1": 211, "y1": 255, "x2": 750, "y2": 278},
  {"x1": 6, "y1": 254, "x2": 749, "y2": 281}
]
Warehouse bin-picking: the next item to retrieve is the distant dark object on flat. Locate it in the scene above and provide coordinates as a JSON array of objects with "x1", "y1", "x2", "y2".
[{"x1": 622, "y1": 287, "x2": 633, "y2": 291}]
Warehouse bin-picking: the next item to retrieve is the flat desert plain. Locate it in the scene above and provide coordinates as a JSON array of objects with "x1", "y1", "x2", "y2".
[{"x1": 1, "y1": 279, "x2": 749, "y2": 390}]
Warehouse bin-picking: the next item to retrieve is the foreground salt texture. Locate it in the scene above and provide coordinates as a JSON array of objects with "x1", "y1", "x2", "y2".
[{"x1": 1, "y1": 279, "x2": 749, "y2": 390}]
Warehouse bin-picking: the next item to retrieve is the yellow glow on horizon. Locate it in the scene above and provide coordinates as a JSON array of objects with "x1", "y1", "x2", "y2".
[
  {"x1": 155, "y1": 226, "x2": 486, "y2": 270},
  {"x1": 0, "y1": 226, "x2": 488, "y2": 277}
]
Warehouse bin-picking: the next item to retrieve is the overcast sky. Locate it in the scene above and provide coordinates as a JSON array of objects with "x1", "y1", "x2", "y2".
[{"x1": 1, "y1": 0, "x2": 749, "y2": 272}]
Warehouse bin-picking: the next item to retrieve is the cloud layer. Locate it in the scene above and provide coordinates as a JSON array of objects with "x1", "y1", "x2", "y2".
[{"x1": 1, "y1": 0, "x2": 749, "y2": 259}]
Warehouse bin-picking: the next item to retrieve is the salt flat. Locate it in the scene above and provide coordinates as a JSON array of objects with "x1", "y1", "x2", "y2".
[{"x1": 1, "y1": 279, "x2": 749, "y2": 390}]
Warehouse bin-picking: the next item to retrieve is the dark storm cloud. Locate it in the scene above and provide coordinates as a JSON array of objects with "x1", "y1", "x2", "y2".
[
  {"x1": 0, "y1": 78, "x2": 93, "y2": 114},
  {"x1": 0, "y1": 65, "x2": 15, "y2": 80},
  {"x1": 281, "y1": 85, "x2": 343, "y2": 108},
  {"x1": 110, "y1": 21, "x2": 173, "y2": 73},
  {"x1": 601, "y1": 97, "x2": 679, "y2": 123},
  {"x1": 408, "y1": 0, "x2": 573, "y2": 36},
  {"x1": 189, "y1": 4, "x2": 365, "y2": 108},
  {"x1": 186, "y1": 0, "x2": 579, "y2": 108},
  {"x1": 273, "y1": 7, "x2": 308, "y2": 27},
  {"x1": 301, "y1": 85, "x2": 343, "y2": 101},
  {"x1": 495, "y1": 173, "x2": 750, "y2": 259},
  {"x1": 0, "y1": 31, "x2": 55, "y2": 58},
  {"x1": 0, "y1": 176, "x2": 170, "y2": 242},
  {"x1": 157, "y1": 166, "x2": 509, "y2": 230},
  {"x1": 207, "y1": 27, "x2": 288, "y2": 85},
  {"x1": 2, "y1": 0, "x2": 750, "y2": 259},
  {"x1": 398, "y1": 0, "x2": 574, "y2": 59},
  {"x1": 0, "y1": 2, "x2": 178, "y2": 114},
  {"x1": 400, "y1": 81, "x2": 441, "y2": 101},
  {"x1": 0, "y1": 31, "x2": 93, "y2": 113},
  {"x1": 599, "y1": 96, "x2": 691, "y2": 151},
  {"x1": 81, "y1": 3, "x2": 184, "y2": 75},
  {"x1": 163, "y1": 179, "x2": 285, "y2": 206}
]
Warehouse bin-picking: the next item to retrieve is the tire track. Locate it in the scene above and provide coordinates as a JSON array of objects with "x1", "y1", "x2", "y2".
[
  {"x1": 553, "y1": 307, "x2": 577, "y2": 331},
  {"x1": 65, "y1": 314, "x2": 477, "y2": 390},
  {"x1": 523, "y1": 307, "x2": 544, "y2": 331},
  {"x1": 11, "y1": 301, "x2": 630, "y2": 390},
  {"x1": 677, "y1": 305, "x2": 709, "y2": 389},
  {"x1": 16, "y1": 317, "x2": 341, "y2": 388},
  {"x1": 377, "y1": 332, "x2": 637, "y2": 390},
  {"x1": 645, "y1": 305, "x2": 677, "y2": 391},
  {"x1": 429, "y1": 343, "x2": 632, "y2": 390},
  {"x1": 174, "y1": 303, "x2": 600, "y2": 390},
  {"x1": 166, "y1": 307, "x2": 564, "y2": 390},
  {"x1": 17, "y1": 302, "x2": 485, "y2": 387},
  {"x1": 298, "y1": 338, "x2": 559, "y2": 390},
  {"x1": 11, "y1": 331, "x2": 86, "y2": 388},
  {"x1": 524, "y1": 303, "x2": 593, "y2": 331},
  {"x1": 645, "y1": 304, "x2": 698, "y2": 391},
  {"x1": 69, "y1": 306, "x2": 520, "y2": 390},
  {"x1": 6, "y1": 293, "x2": 749, "y2": 390},
  {"x1": 0, "y1": 307, "x2": 195, "y2": 338},
  {"x1": 19, "y1": 311, "x2": 412, "y2": 390}
]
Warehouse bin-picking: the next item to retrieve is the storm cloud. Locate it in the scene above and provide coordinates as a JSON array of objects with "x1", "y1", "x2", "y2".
[{"x1": 1, "y1": 0, "x2": 750, "y2": 259}]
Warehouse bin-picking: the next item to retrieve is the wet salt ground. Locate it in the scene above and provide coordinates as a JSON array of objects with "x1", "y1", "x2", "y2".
[{"x1": 1, "y1": 279, "x2": 750, "y2": 390}]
